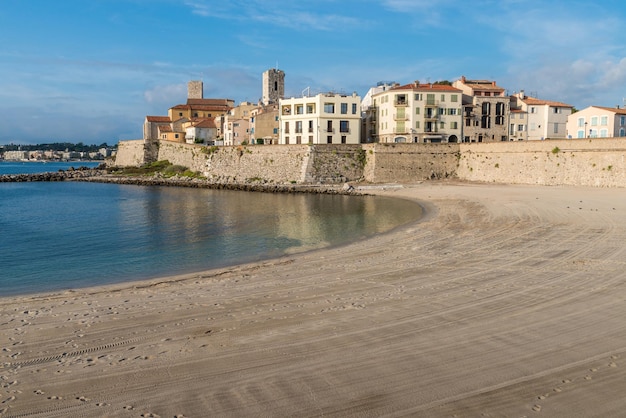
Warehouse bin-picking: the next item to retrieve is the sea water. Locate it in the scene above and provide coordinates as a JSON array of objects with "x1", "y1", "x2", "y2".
[{"x1": 0, "y1": 164, "x2": 422, "y2": 296}]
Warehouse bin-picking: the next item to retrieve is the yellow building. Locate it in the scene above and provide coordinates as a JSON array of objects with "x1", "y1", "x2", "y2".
[{"x1": 371, "y1": 82, "x2": 463, "y2": 143}]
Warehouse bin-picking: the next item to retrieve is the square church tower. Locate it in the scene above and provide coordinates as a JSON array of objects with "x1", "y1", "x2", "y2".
[
  {"x1": 188, "y1": 80, "x2": 203, "y2": 99},
  {"x1": 262, "y1": 69, "x2": 285, "y2": 105}
]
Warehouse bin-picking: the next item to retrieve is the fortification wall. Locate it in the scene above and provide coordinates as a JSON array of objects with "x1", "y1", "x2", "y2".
[
  {"x1": 363, "y1": 143, "x2": 459, "y2": 183},
  {"x1": 155, "y1": 141, "x2": 367, "y2": 184},
  {"x1": 458, "y1": 139, "x2": 626, "y2": 187},
  {"x1": 115, "y1": 138, "x2": 626, "y2": 188},
  {"x1": 114, "y1": 140, "x2": 146, "y2": 167}
]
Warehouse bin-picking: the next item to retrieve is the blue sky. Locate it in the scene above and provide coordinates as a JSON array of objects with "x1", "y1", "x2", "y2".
[{"x1": 1, "y1": 0, "x2": 625, "y2": 145}]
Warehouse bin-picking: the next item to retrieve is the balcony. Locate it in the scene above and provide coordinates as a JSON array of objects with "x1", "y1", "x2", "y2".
[
  {"x1": 425, "y1": 99, "x2": 439, "y2": 107},
  {"x1": 394, "y1": 113, "x2": 408, "y2": 121},
  {"x1": 425, "y1": 112, "x2": 439, "y2": 120}
]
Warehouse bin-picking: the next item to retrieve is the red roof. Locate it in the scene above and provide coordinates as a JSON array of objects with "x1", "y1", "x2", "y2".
[
  {"x1": 593, "y1": 106, "x2": 626, "y2": 115},
  {"x1": 392, "y1": 83, "x2": 462, "y2": 92},
  {"x1": 520, "y1": 96, "x2": 573, "y2": 108},
  {"x1": 146, "y1": 115, "x2": 171, "y2": 123}
]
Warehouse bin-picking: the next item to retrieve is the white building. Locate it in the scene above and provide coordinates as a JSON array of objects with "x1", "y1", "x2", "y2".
[
  {"x1": 510, "y1": 91, "x2": 573, "y2": 140},
  {"x1": 279, "y1": 92, "x2": 361, "y2": 144},
  {"x1": 566, "y1": 106, "x2": 626, "y2": 139}
]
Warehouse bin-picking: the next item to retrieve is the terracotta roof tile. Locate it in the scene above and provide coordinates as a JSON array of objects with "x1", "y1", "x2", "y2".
[
  {"x1": 594, "y1": 106, "x2": 626, "y2": 115},
  {"x1": 146, "y1": 115, "x2": 171, "y2": 122},
  {"x1": 392, "y1": 83, "x2": 462, "y2": 92},
  {"x1": 520, "y1": 96, "x2": 573, "y2": 108}
]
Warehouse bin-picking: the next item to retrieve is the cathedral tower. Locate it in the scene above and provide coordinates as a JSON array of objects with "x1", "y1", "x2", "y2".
[{"x1": 262, "y1": 68, "x2": 285, "y2": 105}]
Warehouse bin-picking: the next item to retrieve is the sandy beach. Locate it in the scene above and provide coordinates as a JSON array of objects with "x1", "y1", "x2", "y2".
[{"x1": 2, "y1": 181, "x2": 626, "y2": 417}]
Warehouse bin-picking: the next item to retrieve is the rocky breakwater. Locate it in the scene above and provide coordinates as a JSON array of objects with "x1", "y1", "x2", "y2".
[
  {"x1": 0, "y1": 168, "x2": 107, "y2": 183},
  {"x1": 83, "y1": 174, "x2": 363, "y2": 195}
]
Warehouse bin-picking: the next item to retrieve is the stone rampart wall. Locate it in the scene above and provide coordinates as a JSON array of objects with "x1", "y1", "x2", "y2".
[
  {"x1": 114, "y1": 140, "x2": 146, "y2": 167},
  {"x1": 458, "y1": 139, "x2": 626, "y2": 187},
  {"x1": 362, "y1": 143, "x2": 459, "y2": 183},
  {"x1": 115, "y1": 138, "x2": 626, "y2": 188}
]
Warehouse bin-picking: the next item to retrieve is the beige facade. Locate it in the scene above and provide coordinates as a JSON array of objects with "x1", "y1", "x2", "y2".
[
  {"x1": 453, "y1": 76, "x2": 509, "y2": 143},
  {"x1": 371, "y1": 82, "x2": 463, "y2": 143},
  {"x1": 510, "y1": 92, "x2": 573, "y2": 140},
  {"x1": 567, "y1": 106, "x2": 626, "y2": 139},
  {"x1": 251, "y1": 104, "x2": 280, "y2": 144},
  {"x1": 279, "y1": 93, "x2": 362, "y2": 145}
]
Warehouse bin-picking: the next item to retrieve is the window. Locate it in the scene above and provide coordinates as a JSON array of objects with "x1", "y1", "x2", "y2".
[
  {"x1": 620, "y1": 128, "x2": 625, "y2": 137},
  {"x1": 395, "y1": 94, "x2": 407, "y2": 105},
  {"x1": 451, "y1": 121, "x2": 458, "y2": 129},
  {"x1": 175, "y1": 134, "x2": 179, "y2": 139},
  {"x1": 352, "y1": 103, "x2": 357, "y2": 114},
  {"x1": 466, "y1": 118, "x2": 471, "y2": 127},
  {"x1": 341, "y1": 136, "x2": 347, "y2": 144},
  {"x1": 510, "y1": 124, "x2": 515, "y2": 134},
  {"x1": 554, "y1": 123, "x2": 559, "y2": 134},
  {"x1": 415, "y1": 93, "x2": 423, "y2": 100},
  {"x1": 553, "y1": 107, "x2": 561, "y2": 114},
  {"x1": 621, "y1": 116, "x2": 626, "y2": 126},
  {"x1": 179, "y1": 112, "x2": 183, "y2": 117},
  {"x1": 448, "y1": 108, "x2": 457, "y2": 115},
  {"x1": 306, "y1": 103, "x2": 315, "y2": 114},
  {"x1": 285, "y1": 136, "x2": 289, "y2": 144},
  {"x1": 530, "y1": 107, "x2": 536, "y2": 114},
  {"x1": 439, "y1": 108, "x2": 445, "y2": 115},
  {"x1": 484, "y1": 92, "x2": 491, "y2": 97},
  {"x1": 341, "y1": 103, "x2": 348, "y2": 114},
  {"x1": 517, "y1": 124, "x2": 525, "y2": 131},
  {"x1": 577, "y1": 130, "x2": 584, "y2": 138},
  {"x1": 495, "y1": 102, "x2": 505, "y2": 116},
  {"x1": 591, "y1": 116, "x2": 598, "y2": 126},
  {"x1": 441, "y1": 94, "x2": 445, "y2": 102},
  {"x1": 481, "y1": 116, "x2": 491, "y2": 129},
  {"x1": 327, "y1": 136, "x2": 332, "y2": 144},
  {"x1": 578, "y1": 117, "x2": 585, "y2": 127},
  {"x1": 296, "y1": 135, "x2": 302, "y2": 144},
  {"x1": 324, "y1": 103, "x2": 335, "y2": 113},
  {"x1": 415, "y1": 107, "x2": 420, "y2": 115},
  {"x1": 482, "y1": 102, "x2": 491, "y2": 115},
  {"x1": 273, "y1": 128, "x2": 278, "y2": 134},
  {"x1": 327, "y1": 120, "x2": 333, "y2": 132},
  {"x1": 601, "y1": 116, "x2": 608, "y2": 126},
  {"x1": 284, "y1": 122, "x2": 289, "y2": 133},
  {"x1": 426, "y1": 94, "x2": 435, "y2": 105},
  {"x1": 340, "y1": 120, "x2": 349, "y2": 133},
  {"x1": 600, "y1": 129, "x2": 608, "y2": 137},
  {"x1": 440, "y1": 122, "x2": 445, "y2": 129},
  {"x1": 295, "y1": 121, "x2": 302, "y2": 133},
  {"x1": 308, "y1": 120, "x2": 314, "y2": 133},
  {"x1": 451, "y1": 94, "x2": 458, "y2": 102},
  {"x1": 296, "y1": 105, "x2": 304, "y2": 115},
  {"x1": 415, "y1": 121, "x2": 420, "y2": 129}
]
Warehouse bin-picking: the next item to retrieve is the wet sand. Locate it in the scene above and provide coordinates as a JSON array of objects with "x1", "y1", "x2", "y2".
[{"x1": 2, "y1": 181, "x2": 626, "y2": 417}]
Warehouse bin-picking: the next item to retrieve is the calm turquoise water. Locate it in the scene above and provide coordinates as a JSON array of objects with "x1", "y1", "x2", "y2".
[{"x1": 0, "y1": 162, "x2": 422, "y2": 296}]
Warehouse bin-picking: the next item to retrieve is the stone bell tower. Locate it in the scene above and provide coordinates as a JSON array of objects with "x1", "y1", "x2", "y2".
[
  {"x1": 262, "y1": 68, "x2": 285, "y2": 105},
  {"x1": 187, "y1": 80, "x2": 203, "y2": 99}
]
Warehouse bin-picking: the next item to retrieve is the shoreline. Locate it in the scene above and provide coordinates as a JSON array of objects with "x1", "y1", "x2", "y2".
[{"x1": 2, "y1": 182, "x2": 626, "y2": 416}]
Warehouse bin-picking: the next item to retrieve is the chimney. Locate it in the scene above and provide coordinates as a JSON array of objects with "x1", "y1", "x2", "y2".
[
  {"x1": 414, "y1": 80, "x2": 419, "y2": 87},
  {"x1": 461, "y1": 75, "x2": 466, "y2": 83}
]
